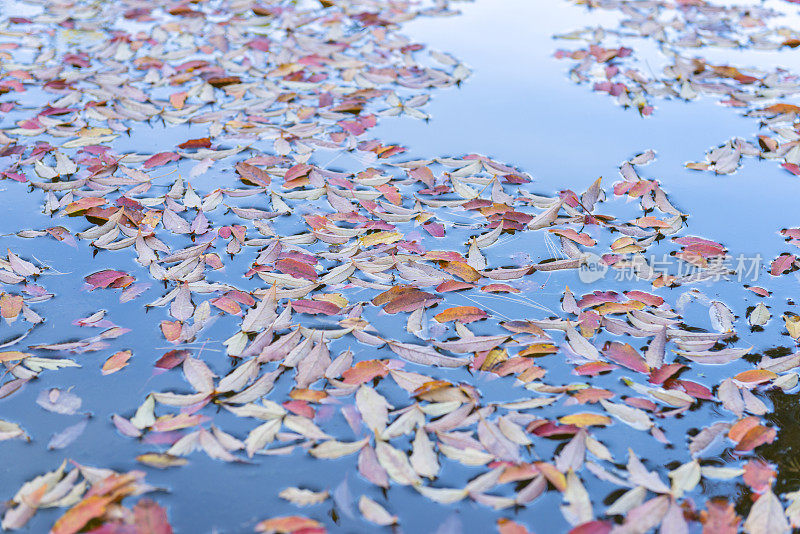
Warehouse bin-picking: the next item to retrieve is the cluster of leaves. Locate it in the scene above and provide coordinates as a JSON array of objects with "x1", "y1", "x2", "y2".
[
  {"x1": 556, "y1": 0, "x2": 800, "y2": 175},
  {"x1": 2, "y1": 460, "x2": 171, "y2": 533},
  {"x1": 0, "y1": 0, "x2": 799, "y2": 533}
]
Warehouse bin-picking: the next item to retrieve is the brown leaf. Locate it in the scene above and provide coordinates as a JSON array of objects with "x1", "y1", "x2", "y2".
[{"x1": 177, "y1": 138, "x2": 211, "y2": 149}]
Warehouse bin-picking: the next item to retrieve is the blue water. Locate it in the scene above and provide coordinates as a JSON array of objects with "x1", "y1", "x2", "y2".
[{"x1": 2, "y1": 0, "x2": 800, "y2": 532}]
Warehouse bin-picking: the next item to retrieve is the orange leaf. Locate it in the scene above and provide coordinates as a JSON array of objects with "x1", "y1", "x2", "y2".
[
  {"x1": 0, "y1": 350, "x2": 30, "y2": 362},
  {"x1": 371, "y1": 285, "x2": 415, "y2": 306},
  {"x1": 64, "y1": 197, "x2": 106, "y2": 215},
  {"x1": 434, "y1": 306, "x2": 488, "y2": 324},
  {"x1": 51, "y1": 495, "x2": 112, "y2": 534},
  {"x1": 289, "y1": 389, "x2": 327, "y2": 402},
  {"x1": 0, "y1": 293, "x2": 23, "y2": 320},
  {"x1": 733, "y1": 369, "x2": 777, "y2": 385},
  {"x1": 534, "y1": 462, "x2": 567, "y2": 492},
  {"x1": 439, "y1": 260, "x2": 481, "y2": 282},
  {"x1": 177, "y1": 137, "x2": 211, "y2": 149},
  {"x1": 497, "y1": 518, "x2": 532, "y2": 534},
  {"x1": 728, "y1": 416, "x2": 761, "y2": 442},
  {"x1": 517, "y1": 343, "x2": 557, "y2": 357},
  {"x1": 595, "y1": 301, "x2": 645, "y2": 315},
  {"x1": 734, "y1": 425, "x2": 777, "y2": 451},
  {"x1": 762, "y1": 103, "x2": 800, "y2": 115},
  {"x1": 169, "y1": 91, "x2": 187, "y2": 109},
  {"x1": 160, "y1": 321, "x2": 182, "y2": 342},
  {"x1": 571, "y1": 388, "x2": 614, "y2": 404},
  {"x1": 211, "y1": 296, "x2": 241, "y2": 315},
  {"x1": 341, "y1": 360, "x2": 390, "y2": 385},
  {"x1": 412, "y1": 380, "x2": 453, "y2": 397},
  {"x1": 102, "y1": 350, "x2": 132, "y2": 375}
]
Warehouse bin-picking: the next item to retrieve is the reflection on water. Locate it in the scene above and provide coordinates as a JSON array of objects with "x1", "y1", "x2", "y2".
[
  {"x1": 761, "y1": 389, "x2": 800, "y2": 494},
  {"x1": 3, "y1": 0, "x2": 800, "y2": 531}
]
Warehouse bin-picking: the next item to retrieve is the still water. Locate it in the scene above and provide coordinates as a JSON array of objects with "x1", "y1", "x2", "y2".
[{"x1": 2, "y1": 0, "x2": 800, "y2": 532}]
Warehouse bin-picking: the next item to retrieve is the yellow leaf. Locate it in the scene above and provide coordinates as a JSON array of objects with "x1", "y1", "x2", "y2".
[
  {"x1": 360, "y1": 231, "x2": 402, "y2": 247},
  {"x1": 558, "y1": 413, "x2": 613, "y2": 428}
]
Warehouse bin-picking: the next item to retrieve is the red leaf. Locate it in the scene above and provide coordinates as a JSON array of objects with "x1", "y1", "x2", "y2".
[
  {"x1": 285, "y1": 164, "x2": 312, "y2": 182},
  {"x1": 372, "y1": 286, "x2": 439, "y2": 314},
  {"x1": 155, "y1": 350, "x2": 190, "y2": 370},
  {"x1": 235, "y1": 162, "x2": 271, "y2": 186},
  {"x1": 160, "y1": 321, "x2": 182, "y2": 342},
  {"x1": 481, "y1": 284, "x2": 520, "y2": 294},
  {"x1": 51, "y1": 495, "x2": 112, "y2": 534},
  {"x1": 133, "y1": 498, "x2": 173, "y2": 534},
  {"x1": 770, "y1": 253, "x2": 796, "y2": 276},
  {"x1": 782, "y1": 162, "x2": 800, "y2": 175},
  {"x1": 210, "y1": 296, "x2": 241, "y2": 315},
  {"x1": 677, "y1": 380, "x2": 713, "y2": 400},
  {"x1": 648, "y1": 363, "x2": 685, "y2": 385},
  {"x1": 276, "y1": 258, "x2": 318, "y2": 281},
  {"x1": 143, "y1": 152, "x2": 179, "y2": 169},
  {"x1": 602, "y1": 341, "x2": 648, "y2": 373},
  {"x1": 422, "y1": 221, "x2": 445, "y2": 237},
  {"x1": 572, "y1": 388, "x2": 614, "y2": 404},
  {"x1": 177, "y1": 138, "x2": 211, "y2": 149},
  {"x1": 436, "y1": 280, "x2": 475, "y2": 292},
  {"x1": 700, "y1": 498, "x2": 741, "y2": 533},
  {"x1": 743, "y1": 459, "x2": 776, "y2": 494},
  {"x1": 574, "y1": 362, "x2": 618, "y2": 376},
  {"x1": 255, "y1": 516, "x2": 325, "y2": 533},
  {"x1": 85, "y1": 270, "x2": 128, "y2": 290},
  {"x1": 625, "y1": 290, "x2": 664, "y2": 307},
  {"x1": 568, "y1": 521, "x2": 613, "y2": 534},
  {"x1": 573, "y1": 362, "x2": 618, "y2": 376},
  {"x1": 291, "y1": 299, "x2": 340, "y2": 315}
]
